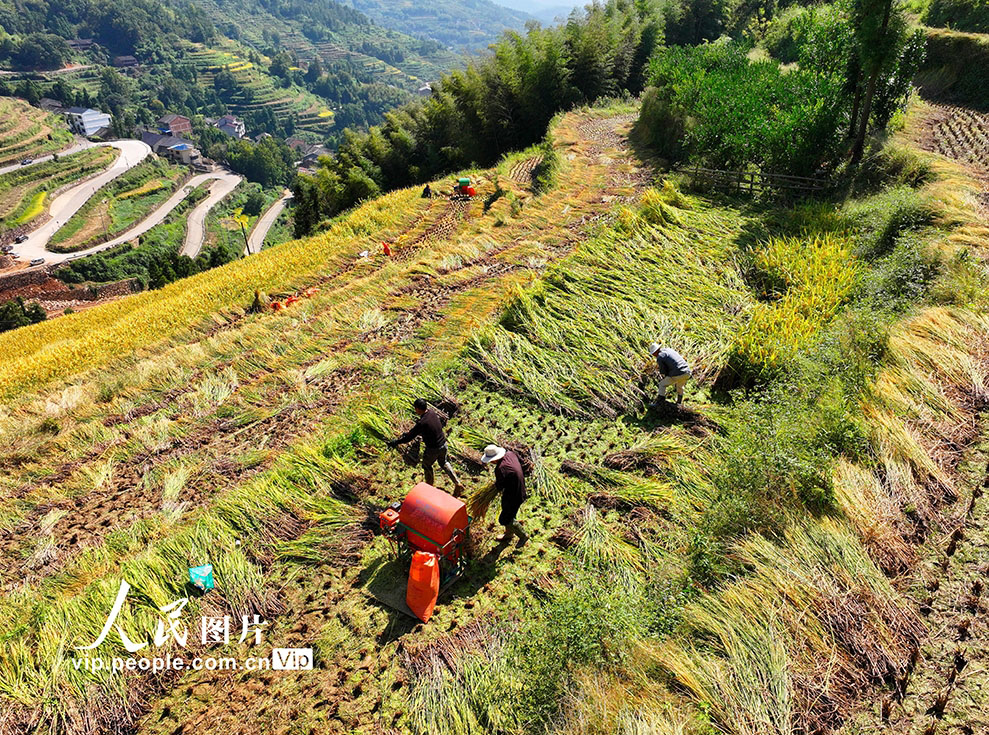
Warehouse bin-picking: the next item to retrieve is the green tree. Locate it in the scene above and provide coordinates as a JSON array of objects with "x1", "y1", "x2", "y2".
[
  {"x1": 848, "y1": 0, "x2": 918, "y2": 162},
  {"x1": 0, "y1": 297, "x2": 46, "y2": 334},
  {"x1": 242, "y1": 187, "x2": 266, "y2": 216}
]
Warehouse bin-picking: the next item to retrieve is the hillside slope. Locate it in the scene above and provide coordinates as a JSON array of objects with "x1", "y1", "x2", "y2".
[
  {"x1": 0, "y1": 101, "x2": 650, "y2": 733},
  {"x1": 0, "y1": 0, "x2": 461, "y2": 141},
  {"x1": 340, "y1": 0, "x2": 532, "y2": 49},
  {"x1": 1, "y1": 94, "x2": 989, "y2": 735}
]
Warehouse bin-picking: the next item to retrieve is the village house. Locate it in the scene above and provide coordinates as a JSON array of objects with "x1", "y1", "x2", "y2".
[
  {"x1": 215, "y1": 114, "x2": 246, "y2": 139},
  {"x1": 156, "y1": 113, "x2": 192, "y2": 136},
  {"x1": 140, "y1": 131, "x2": 207, "y2": 169},
  {"x1": 64, "y1": 107, "x2": 112, "y2": 137},
  {"x1": 112, "y1": 55, "x2": 140, "y2": 69},
  {"x1": 300, "y1": 145, "x2": 331, "y2": 168}
]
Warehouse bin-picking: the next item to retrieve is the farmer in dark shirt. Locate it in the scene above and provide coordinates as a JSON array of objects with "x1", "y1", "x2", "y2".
[
  {"x1": 647, "y1": 342, "x2": 691, "y2": 406},
  {"x1": 480, "y1": 444, "x2": 529, "y2": 545},
  {"x1": 388, "y1": 398, "x2": 464, "y2": 495}
]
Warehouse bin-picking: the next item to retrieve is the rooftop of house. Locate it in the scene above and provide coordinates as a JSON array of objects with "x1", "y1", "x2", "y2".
[
  {"x1": 158, "y1": 113, "x2": 189, "y2": 124},
  {"x1": 141, "y1": 131, "x2": 193, "y2": 150},
  {"x1": 302, "y1": 145, "x2": 331, "y2": 161},
  {"x1": 65, "y1": 107, "x2": 106, "y2": 116}
]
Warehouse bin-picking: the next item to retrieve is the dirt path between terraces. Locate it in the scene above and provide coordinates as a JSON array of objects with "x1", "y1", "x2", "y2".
[{"x1": 0, "y1": 110, "x2": 650, "y2": 602}]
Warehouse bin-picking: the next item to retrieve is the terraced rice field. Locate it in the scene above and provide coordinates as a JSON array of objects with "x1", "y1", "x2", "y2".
[
  {"x1": 0, "y1": 106, "x2": 657, "y2": 733},
  {"x1": 2, "y1": 95, "x2": 989, "y2": 735},
  {"x1": 0, "y1": 98, "x2": 74, "y2": 166},
  {"x1": 923, "y1": 104, "x2": 989, "y2": 169},
  {"x1": 184, "y1": 44, "x2": 337, "y2": 137},
  {"x1": 509, "y1": 155, "x2": 544, "y2": 185}
]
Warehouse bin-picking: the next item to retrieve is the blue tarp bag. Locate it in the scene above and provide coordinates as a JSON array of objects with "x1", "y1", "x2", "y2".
[{"x1": 188, "y1": 564, "x2": 214, "y2": 591}]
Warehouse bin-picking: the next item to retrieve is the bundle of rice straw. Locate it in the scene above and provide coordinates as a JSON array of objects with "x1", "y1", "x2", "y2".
[{"x1": 467, "y1": 481, "x2": 499, "y2": 520}]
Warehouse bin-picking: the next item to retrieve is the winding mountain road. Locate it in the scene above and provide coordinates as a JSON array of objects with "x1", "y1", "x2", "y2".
[
  {"x1": 11, "y1": 161, "x2": 243, "y2": 265},
  {"x1": 85, "y1": 171, "x2": 242, "y2": 258},
  {"x1": 12, "y1": 140, "x2": 152, "y2": 264},
  {"x1": 0, "y1": 138, "x2": 91, "y2": 177},
  {"x1": 246, "y1": 189, "x2": 292, "y2": 255},
  {"x1": 5, "y1": 136, "x2": 283, "y2": 268},
  {"x1": 181, "y1": 174, "x2": 243, "y2": 258}
]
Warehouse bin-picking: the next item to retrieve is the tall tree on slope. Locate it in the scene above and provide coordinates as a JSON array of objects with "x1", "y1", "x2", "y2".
[{"x1": 848, "y1": 0, "x2": 923, "y2": 163}]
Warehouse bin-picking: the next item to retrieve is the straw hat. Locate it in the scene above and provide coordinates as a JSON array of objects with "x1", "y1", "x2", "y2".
[
  {"x1": 480, "y1": 445, "x2": 507, "y2": 464},
  {"x1": 648, "y1": 342, "x2": 661, "y2": 355}
]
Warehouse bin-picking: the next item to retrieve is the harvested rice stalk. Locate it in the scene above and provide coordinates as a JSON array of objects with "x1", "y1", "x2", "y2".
[
  {"x1": 356, "y1": 404, "x2": 394, "y2": 440},
  {"x1": 603, "y1": 433, "x2": 697, "y2": 474},
  {"x1": 529, "y1": 448, "x2": 568, "y2": 503},
  {"x1": 459, "y1": 425, "x2": 496, "y2": 450},
  {"x1": 560, "y1": 459, "x2": 675, "y2": 509},
  {"x1": 468, "y1": 481, "x2": 499, "y2": 520},
  {"x1": 284, "y1": 445, "x2": 374, "y2": 500},
  {"x1": 573, "y1": 504, "x2": 644, "y2": 580}
]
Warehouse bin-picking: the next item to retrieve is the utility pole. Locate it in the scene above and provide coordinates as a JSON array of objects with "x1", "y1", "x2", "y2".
[{"x1": 240, "y1": 219, "x2": 250, "y2": 256}]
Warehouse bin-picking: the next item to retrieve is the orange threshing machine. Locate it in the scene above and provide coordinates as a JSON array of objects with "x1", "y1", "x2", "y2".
[{"x1": 379, "y1": 482, "x2": 471, "y2": 623}]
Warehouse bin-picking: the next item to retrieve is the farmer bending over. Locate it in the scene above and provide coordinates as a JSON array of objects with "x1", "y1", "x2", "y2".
[
  {"x1": 388, "y1": 398, "x2": 464, "y2": 496},
  {"x1": 481, "y1": 444, "x2": 529, "y2": 546},
  {"x1": 648, "y1": 342, "x2": 691, "y2": 406}
]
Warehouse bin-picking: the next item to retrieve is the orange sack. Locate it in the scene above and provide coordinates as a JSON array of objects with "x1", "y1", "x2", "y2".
[{"x1": 406, "y1": 551, "x2": 440, "y2": 623}]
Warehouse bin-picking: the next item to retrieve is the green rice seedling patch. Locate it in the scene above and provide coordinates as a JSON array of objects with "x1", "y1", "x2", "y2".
[{"x1": 729, "y1": 233, "x2": 862, "y2": 380}]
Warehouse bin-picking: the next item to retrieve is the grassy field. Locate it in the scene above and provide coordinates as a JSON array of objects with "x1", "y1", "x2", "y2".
[
  {"x1": 0, "y1": 98, "x2": 987, "y2": 735},
  {"x1": 47, "y1": 159, "x2": 189, "y2": 253},
  {"x1": 917, "y1": 26, "x2": 989, "y2": 110},
  {"x1": 0, "y1": 146, "x2": 119, "y2": 237}
]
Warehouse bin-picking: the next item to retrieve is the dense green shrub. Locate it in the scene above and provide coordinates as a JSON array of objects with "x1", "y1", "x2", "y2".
[
  {"x1": 0, "y1": 297, "x2": 46, "y2": 334},
  {"x1": 639, "y1": 41, "x2": 850, "y2": 176},
  {"x1": 224, "y1": 138, "x2": 296, "y2": 188},
  {"x1": 763, "y1": 4, "x2": 851, "y2": 64},
  {"x1": 57, "y1": 241, "x2": 240, "y2": 290},
  {"x1": 924, "y1": 0, "x2": 989, "y2": 33}
]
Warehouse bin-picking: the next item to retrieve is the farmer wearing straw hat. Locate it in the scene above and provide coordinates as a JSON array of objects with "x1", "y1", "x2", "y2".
[
  {"x1": 481, "y1": 445, "x2": 530, "y2": 546},
  {"x1": 647, "y1": 343, "x2": 691, "y2": 406},
  {"x1": 388, "y1": 398, "x2": 465, "y2": 496}
]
